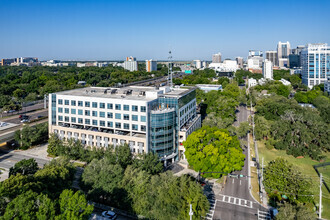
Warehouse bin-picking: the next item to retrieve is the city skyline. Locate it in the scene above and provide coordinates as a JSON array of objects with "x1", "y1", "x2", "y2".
[{"x1": 0, "y1": 0, "x2": 329, "y2": 60}]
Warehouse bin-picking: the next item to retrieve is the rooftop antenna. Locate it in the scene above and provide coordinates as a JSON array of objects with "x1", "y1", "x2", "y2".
[{"x1": 168, "y1": 50, "x2": 173, "y2": 88}]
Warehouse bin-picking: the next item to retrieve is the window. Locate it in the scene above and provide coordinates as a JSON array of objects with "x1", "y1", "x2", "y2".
[
  {"x1": 115, "y1": 104, "x2": 121, "y2": 110},
  {"x1": 65, "y1": 116, "x2": 69, "y2": 122},
  {"x1": 124, "y1": 123, "x2": 129, "y2": 129},
  {"x1": 85, "y1": 101, "x2": 90, "y2": 107},
  {"x1": 132, "y1": 115, "x2": 138, "y2": 121},
  {"x1": 140, "y1": 106, "x2": 146, "y2": 112},
  {"x1": 100, "y1": 103, "x2": 105, "y2": 108},
  {"x1": 123, "y1": 114, "x2": 129, "y2": 120},
  {"x1": 141, "y1": 125, "x2": 146, "y2": 132},
  {"x1": 78, "y1": 118, "x2": 83, "y2": 123},
  {"x1": 71, "y1": 117, "x2": 76, "y2": 123},
  {"x1": 71, "y1": 109, "x2": 76, "y2": 114},
  {"x1": 78, "y1": 109, "x2": 83, "y2": 115},
  {"x1": 85, "y1": 119, "x2": 90, "y2": 125},
  {"x1": 71, "y1": 100, "x2": 76, "y2": 106},
  {"x1": 85, "y1": 110, "x2": 90, "y2": 116},
  {"x1": 140, "y1": 116, "x2": 146, "y2": 122},
  {"x1": 65, "y1": 100, "x2": 69, "y2": 105},
  {"x1": 100, "y1": 112, "x2": 105, "y2": 118},
  {"x1": 58, "y1": 116, "x2": 63, "y2": 121},
  {"x1": 107, "y1": 103, "x2": 113, "y2": 109},
  {"x1": 65, "y1": 108, "x2": 69, "y2": 114},
  {"x1": 58, "y1": 107, "x2": 63, "y2": 113},
  {"x1": 92, "y1": 111, "x2": 97, "y2": 117},
  {"x1": 115, "y1": 113, "x2": 121, "y2": 119},
  {"x1": 92, "y1": 120, "x2": 98, "y2": 126},
  {"x1": 58, "y1": 99, "x2": 63, "y2": 105},
  {"x1": 123, "y1": 105, "x2": 129, "y2": 111},
  {"x1": 132, "y1": 124, "x2": 138, "y2": 131},
  {"x1": 92, "y1": 102, "x2": 97, "y2": 108},
  {"x1": 115, "y1": 122, "x2": 121, "y2": 128},
  {"x1": 100, "y1": 121, "x2": 105, "y2": 126},
  {"x1": 107, "y1": 121, "x2": 113, "y2": 127},
  {"x1": 132, "y1": 105, "x2": 138, "y2": 112},
  {"x1": 78, "y1": 101, "x2": 83, "y2": 106},
  {"x1": 107, "y1": 112, "x2": 113, "y2": 118}
]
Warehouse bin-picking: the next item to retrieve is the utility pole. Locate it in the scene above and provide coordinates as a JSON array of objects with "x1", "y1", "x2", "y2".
[
  {"x1": 189, "y1": 204, "x2": 193, "y2": 220},
  {"x1": 320, "y1": 173, "x2": 322, "y2": 219},
  {"x1": 168, "y1": 50, "x2": 173, "y2": 88}
]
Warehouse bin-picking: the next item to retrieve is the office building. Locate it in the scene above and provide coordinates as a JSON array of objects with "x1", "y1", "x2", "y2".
[
  {"x1": 266, "y1": 51, "x2": 278, "y2": 67},
  {"x1": 146, "y1": 59, "x2": 157, "y2": 72},
  {"x1": 277, "y1": 41, "x2": 291, "y2": 68},
  {"x1": 288, "y1": 54, "x2": 300, "y2": 68},
  {"x1": 48, "y1": 86, "x2": 201, "y2": 164},
  {"x1": 301, "y1": 43, "x2": 330, "y2": 88},
  {"x1": 262, "y1": 59, "x2": 273, "y2": 79},
  {"x1": 212, "y1": 53, "x2": 222, "y2": 63},
  {"x1": 235, "y1": 57, "x2": 244, "y2": 69},
  {"x1": 202, "y1": 61, "x2": 207, "y2": 69},
  {"x1": 124, "y1": 56, "x2": 138, "y2": 71},
  {"x1": 247, "y1": 57, "x2": 263, "y2": 69}
]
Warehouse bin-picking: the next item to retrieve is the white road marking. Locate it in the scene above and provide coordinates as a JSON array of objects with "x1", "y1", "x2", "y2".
[
  {"x1": 232, "y1": 178, "x2": 234, "y2": 183},
  {"x1": 217, "y1": 194, "x2": 254, "y2": 209},
  {"x1": 240, "y1": 180, "x2": 242, "y2": 185}
]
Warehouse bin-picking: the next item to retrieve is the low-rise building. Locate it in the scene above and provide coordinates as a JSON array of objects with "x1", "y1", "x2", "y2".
[
  {"x1": 279, "y1": 78, "x2": 291, "y2": 86},
  {"x1": 196, "y1": 84, "x2": 222, "y2": 92}
]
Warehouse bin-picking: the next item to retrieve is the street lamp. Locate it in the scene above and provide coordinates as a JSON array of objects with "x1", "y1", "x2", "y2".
[{"x1": 189, "y1": 204, "x2": 193, "y2": 220}]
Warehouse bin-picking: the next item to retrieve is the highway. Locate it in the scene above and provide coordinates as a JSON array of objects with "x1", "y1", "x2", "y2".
[
  {"x1": 1, "y1": 103, "x2": 45, "y2": 118},
  {"x1": 211, "y1": 105, "x2": 270, "y2": 220}
]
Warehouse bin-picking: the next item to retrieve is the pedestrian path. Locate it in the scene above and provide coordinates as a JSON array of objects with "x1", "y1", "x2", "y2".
[
  {"x1": 257, "y1": 209, "x2": 271, "y2": 220},
  {"x1": 217, "y1": 194, "x2": 254, "y2": 209}
]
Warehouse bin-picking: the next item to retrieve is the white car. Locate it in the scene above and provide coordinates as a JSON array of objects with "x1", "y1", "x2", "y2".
[
  {"x1": 21, "y1": 119, "x2": 30, "y2": 123},
  {"x1": 101, "y1": 211, "x2": 117, "y2": 219}
]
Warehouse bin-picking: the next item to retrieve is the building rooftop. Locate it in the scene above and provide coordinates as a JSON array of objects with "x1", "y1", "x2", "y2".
[{"x1": 55, "y1": 86, "x2": 195, "y2": 101}]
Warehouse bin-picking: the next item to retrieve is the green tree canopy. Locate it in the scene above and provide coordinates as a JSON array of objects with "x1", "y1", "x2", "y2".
[
  {"x1": 183, "y1": 126, "x2": 245, "y2": 177},
  {"x1": 9, "y1": 158, "x2": 39, "y2": 177}
]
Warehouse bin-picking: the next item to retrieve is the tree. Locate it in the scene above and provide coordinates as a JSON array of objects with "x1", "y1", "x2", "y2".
[
  {"x1": 275, "y1": 202, "x2": 316, "y2": 220},
  {"x1": 183, "y1": 126, "x2": 245, "y2": 178},
  {"x1": 264, "y1": 158, "x2": 313, "y2": 205},
  {"x1": 236, "y1": 121, "x2": 250, "y2": 138},
  {"x1": 133, "y1": 152, "x2": 163, "y2": 175},
  {"x1": 47, "y1": 133, "x2": 63, "y2": 156},
  {"x1": 254, "y1": 115, "x2": 271, "y2": 140},
  {"x1": 58, "y1": 189, "x2": 93, "y2": 220},
  {"x1": 2, "y1": 190, "x2": 56, "y2": 220},
  {"x1": 9, "y1": 158, "x2": 39, "y2": 177},
  {"x1": 82, "y1": 158, "x2": 124, "y2": 203},
  {"x1": 114, "y1": 144, "x2": 133, "y2": 169}
]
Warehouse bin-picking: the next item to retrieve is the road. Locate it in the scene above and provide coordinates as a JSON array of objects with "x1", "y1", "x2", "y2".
[
  {"x1": 211, "y1": 105, "x2": 270, "y2": 220},
  {"x1": 1, "y1": 103, "x2": 45, "y2": 118},
  {"x1": 1, "y1": 108, "x2": 48, "y2": 124},
  {"x1": 0, "y1": 148, "x2": 49, "y2": 170}
]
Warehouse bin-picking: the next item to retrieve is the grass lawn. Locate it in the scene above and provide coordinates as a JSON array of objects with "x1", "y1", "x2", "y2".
[{"x1": 257, "y1": 140, "x2": 330, "y2": 219}]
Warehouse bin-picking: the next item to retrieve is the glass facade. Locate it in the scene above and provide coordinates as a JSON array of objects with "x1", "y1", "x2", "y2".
[{"x1": 150, "y1": 109, "x2": 176, "y2": 157}]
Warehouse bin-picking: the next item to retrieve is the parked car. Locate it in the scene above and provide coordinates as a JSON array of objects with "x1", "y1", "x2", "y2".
[
  {"x1": 102, "y1": 211, "x2": 117, "y2": 219},
  {"x1": 8, "y1": 110, "x2": 16, "y2": 113},
  {"x1": 21, "y1": 119, "x2": 30, "y2": 123},
  {"x1": 37, "y1": 115, "x2": 43, "y2": 119}
]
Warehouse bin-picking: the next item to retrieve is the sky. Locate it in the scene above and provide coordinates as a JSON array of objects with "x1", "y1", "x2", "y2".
[{"x1": 0, "y1": 0, "x2": 329, "y2": 61}]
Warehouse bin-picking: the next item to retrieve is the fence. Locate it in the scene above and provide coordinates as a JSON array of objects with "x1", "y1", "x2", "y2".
[{"x1": 313, "y1": 162, "x2": 330, "y2": 193}]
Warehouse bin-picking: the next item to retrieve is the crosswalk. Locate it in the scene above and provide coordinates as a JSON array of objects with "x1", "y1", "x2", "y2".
[
  {"x1": 205, "y1": 198, "x2": 216, "y2": 220},
  {"x1": 258, "y1": 210, "x2": 271, "y2": 220},
  {"x1": 218, "y1": 194, "x2": 254, "y2": 209}
]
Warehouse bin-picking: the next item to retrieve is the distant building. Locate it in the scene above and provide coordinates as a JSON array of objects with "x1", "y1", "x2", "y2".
[
  {"x1": 248, "y1": 78, "x2": 258, "y2": 88},
  {"x1": 196, "y1": 84, "x2": 222, "y2": 92},
  {"x1": 77, "y1": 81, "x2": 86, "y2": 86},
  {"x1": 277, "y1": 41, "x2": 291, "y2": 68},
  {"x1": 288, "y1": 54, "x2": 300, "y2": 68},
  {"x1": 248, "y1": 50, "x2": 263, "y2": 59},
  {"x1": 0, "y1": 58, "x2": 17, "y2": 66},
  {"x1": 235, "y1": 57, "x2": 244, "y2": 69},
  {"x1": 262, "y1": 59, "x2": 273, "y2": 80},
  {"x1": 77, "y1": 63, "x2": 86, "y2": 68},
  {"x1": 266, "y1": 51, "x2": 278, "y2": 67},
  {"x1": 212, "y1": 53, "x2": 222, "y2": 63},
  {"x1": 279, "y1": 78, "x2": 291, "y2": 86},
  {"x1": 146, "y1": 59, "x2": 157, "y2": 72},
  {"x1": 209, "y1": 60, "x2": 238, "y2": 72},
  {"x1": 301, "y1": 43, "x2": 330, "y2": 88},
  {"x1": 247, "y1": 57, "x2": 263, "y2": 69},
  {"x1": 290, "y1": 68, "x2": 302, "y2": 75},
  {"x1": 194, "y1": 60, "x2": 202, "y2": 69},
  {"x1": 202, "y1": 61, "x2": 207, "y2": 69},
  {"x1": 124, "y1": 56, "x2": 138, "y2": 71}
]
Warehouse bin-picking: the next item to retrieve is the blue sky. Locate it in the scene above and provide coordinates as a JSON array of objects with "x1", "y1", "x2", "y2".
[{"x1": 0, "y1": 0, "x2": 329, "y2": 61}]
